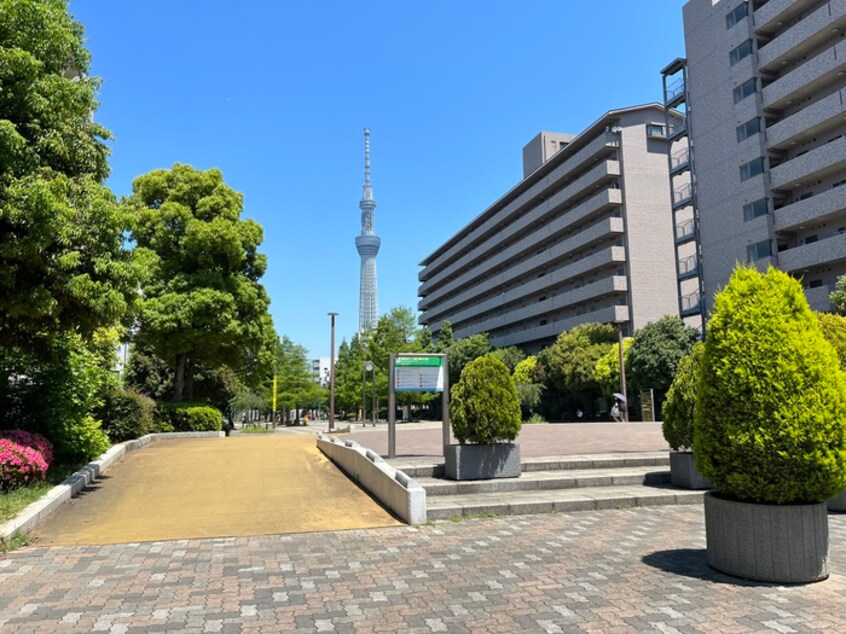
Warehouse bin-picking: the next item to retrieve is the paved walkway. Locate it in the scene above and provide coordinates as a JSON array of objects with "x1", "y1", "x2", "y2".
[
  {"x1": 31, "y1": 436, "x2": 400, "y2": 546},
  {"x1": 2, "y1": 507, "x2": 845, "y2": 632}
]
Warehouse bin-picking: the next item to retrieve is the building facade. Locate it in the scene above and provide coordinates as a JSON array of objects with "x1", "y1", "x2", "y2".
[
  {"x1": 676, "y1": 0, "x2": 846, "y2": 314},
  {"x1": 311, "y1": 357, "x2": 331, "y2": 387},
  {"x1": 418, "y1": 105, "x2": 682, "y2": 352}
]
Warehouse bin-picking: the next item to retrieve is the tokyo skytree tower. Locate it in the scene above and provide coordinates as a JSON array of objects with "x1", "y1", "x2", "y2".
[{"x1": 355, "y1": 128, "x2": 380, "y2": 331}]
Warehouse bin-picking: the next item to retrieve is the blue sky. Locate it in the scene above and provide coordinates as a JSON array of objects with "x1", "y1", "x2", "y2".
[{"x1": 69, "y1": 0, "x2": 687, "y2": 359}]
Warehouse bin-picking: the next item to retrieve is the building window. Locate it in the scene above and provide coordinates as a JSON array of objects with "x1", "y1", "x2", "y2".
[
  {"x1": 798, "y1": 191, "x2": 814, "y2": 201},
  {"x1": 808, "y1": 279, "x2": 824, "y2": 289},
  {"x1": 805, "y1": 234, "x2": 818, "y2": 244},
  {"x1": 742, "y1": 198, "x2": 768, "y2": 221},
  {"x1": 739, "y1": 157, "x2": 765, "y2": 181},
  {"x1": 726, "y1": 3, "x2": 749, "y2": 29},
  {"x1": 832, "y1": 179, "x2": 846, "y2": 189},
  {"x1": 736, "y1": 117, "x2": 761, "y2": 142},
  {"x1": 747, "y1": 240, "x2": 772, "y2": 261},
  {"x1": 729, "y1": 40, "x2": 754, "y2": 66},
  {"x1": 646, "y1": 124, "x2": 665, "y2": 138},
  {"x1": 733, "y1": 78, "x2": 757, "y2": 104}
]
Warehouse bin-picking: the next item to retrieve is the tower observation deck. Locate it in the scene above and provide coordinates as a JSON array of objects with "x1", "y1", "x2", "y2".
[{"x1": 356, "y1": 128, "x2": 380, "y2": 331}]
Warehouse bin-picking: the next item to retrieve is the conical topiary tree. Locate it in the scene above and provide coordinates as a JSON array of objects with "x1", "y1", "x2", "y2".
[
  {"x1": 661, "y1": 342, "x2": 703, "y2": 451},
  {"x1": 451, "y1": 354, "x2": 521, "y2": 445},
  {"x1": 694, "y1": 266, "x2": 846, "y2": 504}
]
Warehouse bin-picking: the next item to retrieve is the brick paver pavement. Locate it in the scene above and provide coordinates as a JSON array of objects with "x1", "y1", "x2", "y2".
[{"x1": 2, "y1": 506, "x2": 844, "y2": 633}]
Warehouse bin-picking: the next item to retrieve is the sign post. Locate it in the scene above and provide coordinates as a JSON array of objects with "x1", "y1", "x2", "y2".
[
  {"x1": 641, "y1": 388, "x2": 655, "y2": 422},
  {"x1": 388, "y1": 353, "x2": 448, "y2": 458}
]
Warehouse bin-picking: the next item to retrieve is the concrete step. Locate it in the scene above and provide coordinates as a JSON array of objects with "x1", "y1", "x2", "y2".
[
  {"x1": 394, "y1": 452, "x2": 670, "y2": 478},
  {"x1": 417, "y1": 466, "x2": 670, "y2": 497},
  {"x1": 425, "y1": 483, "x2": 705, "y2": 520}
]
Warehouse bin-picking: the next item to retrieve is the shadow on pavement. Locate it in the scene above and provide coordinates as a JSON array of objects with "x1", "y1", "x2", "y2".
[{"x1": 642, "y1": 548, "x2": 785, "y2": 587}]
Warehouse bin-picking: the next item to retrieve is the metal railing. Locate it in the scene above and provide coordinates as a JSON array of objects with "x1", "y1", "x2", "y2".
[
  {"x1": 665, "y1": 77, "x2": 685, "y2": 102},
  {"x1": 678, "y1": 254, "x2": 698, "y2": 275},
  {"x1": 681, "y1": 289, "x2": 701, "y2": 311},
  {"x1": 676, "y1": 218, "x2": 695, "y2": 240},
  {"x1": 671, "y1": 147, "x2": 689, "y2": 170},
  {"x1": 673, "y1": 183, "x2": 693, "y2": 204}
]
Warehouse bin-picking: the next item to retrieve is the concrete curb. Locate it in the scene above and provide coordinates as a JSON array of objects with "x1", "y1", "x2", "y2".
[
  {"x1": 0, "y1": 431, "x2": 224, "y2": 543},
  {"x1": 317, "y1": 434, "x2": 426, "y2": 525}
]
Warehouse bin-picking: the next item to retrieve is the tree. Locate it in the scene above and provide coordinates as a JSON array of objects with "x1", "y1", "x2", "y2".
[
  {"x1": 490, "y1": 346, "x2": 525, "y2": 374},
  {"x1": 627, "y1": 315, "x2": 699, "y2": 416},
  {"x1": 436, "y1": 320, "x2": 454, "y2": 351},
  {"x1": 818, "y1": 312, "x2": 846, "y2": 370},
  {"x1": 0, "y1": 0, "x2": 139, "y2": 355},
  {"x1": 275, "y1": 336, "x2": 314, "y2": 423},
  {"x1": 695, "y1": 266, "x2": 846, "y2": 504},
  {"x1": 661, "y1": 342, "x2": 703, "y2": 451},
  {"x1": 334, "y1": 336, "x2": 368, "y2": 417},
  {"x1": 538, "y1": 323, "x2": 617, "y2": 405},
  {"x1": 829, "y1": 275, "x2": 846, "y2": 315},
  {"x1": 444, "y1": 332, "x2": 491, "y2": 385},
  {"x1": 593, "y1": 338, "x2": 632, "y2": 398},
  {"x1": 451, "y1": 355, "x2": 521, "y2": 444},
  {"x1": 126, "y1": 164, "x2": 274, "y2": 401}
]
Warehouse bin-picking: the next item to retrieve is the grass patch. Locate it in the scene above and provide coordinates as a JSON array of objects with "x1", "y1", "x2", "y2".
[
  {"x1": 239, "y1": 425, "x2": 275, "y2": 434},
  {"x1": 0, "y1": 482, "x2": 53, "y2": 523},
  {"x1": 0, "y1": 532, "x2": 30, "y2": 553}
]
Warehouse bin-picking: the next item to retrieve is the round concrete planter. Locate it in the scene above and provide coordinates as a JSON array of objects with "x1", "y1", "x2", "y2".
[
  {"x1": 704, "y1": 492, "x2": 829, "y2": 583},
  {"x1": 444, "y1": 443, "x2": 520, "y2": 480},
  {"x1": 828, "y1": 490, "x2": 846, "y2": 513},
  {"x1": 669, "y1": 451, "x2": 711, "y2": 490}
]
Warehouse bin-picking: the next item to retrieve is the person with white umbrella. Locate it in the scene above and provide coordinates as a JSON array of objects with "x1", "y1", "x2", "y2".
[{"x1": 611, "y1": 392, "x2": 627, "y2": 422}]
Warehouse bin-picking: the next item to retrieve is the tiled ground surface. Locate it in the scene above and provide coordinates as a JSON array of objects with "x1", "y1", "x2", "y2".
[{"x1": 2, "y1": 506, "x2": 844, "y2": 633}]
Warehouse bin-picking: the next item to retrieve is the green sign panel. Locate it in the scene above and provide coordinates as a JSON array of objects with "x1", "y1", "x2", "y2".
[{"x1": 394, "y1": 355, "x2": 445, "y2": 392}]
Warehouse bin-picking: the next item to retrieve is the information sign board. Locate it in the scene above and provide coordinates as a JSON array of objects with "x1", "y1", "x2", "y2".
[{"x1": 394, "y1": 355, "x2": 445, "y2": 392}]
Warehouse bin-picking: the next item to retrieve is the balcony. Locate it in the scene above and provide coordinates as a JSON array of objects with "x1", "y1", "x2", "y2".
[
  {"x1": 766, "y1": 89, "x2": 846, "y2": 149},
  {"x1": 665, "y1": 77, "x2": 686, "y2": 108},
  {"x1": 670, "y1": 146, "x2": 690, "y2": 174},
  {"x1": 770, "y1": 136, "x2": 846, "y2": 190},
  {"x1": 757, "y1": 0, "x2": 846, "y2": 72},
  {"x1": 680, "y1": 289, "x2": 702, "y2": 316},
  {"x1": 677, "y1": 254, "x2": 698, "y2": 279},
  {"x1": 453, "y1": 276, "x2": 628, "y2": 336},
  {"x1": 420, "y1": 240, "x2": 627, "y2": 321},
  {"x1": 754, "y1": 0, "x2": 821, "y2": 34},
  {"x1": 675, "y1": 217, "x2": 696, "y2": 243},
  {"x1": 673, "y1": 182, "x2": 693, "y2": 209},
  {"x1": 490, "y1": 304, "x2": 629, "y2": 349},
  {"x1": 667, "y1": 117, "x2": 687, "y2": 142},
  {"x1": 773, "y1": 183, "x2": 846, "y2": 231},
  {"x1": 763, "y1": 39, "x2": 846, "y2": 110},
  {"x1": 419, "y1": 161, "x2": 621, "y2": 295},
  {"x1": 778, "y1": 231, "x2": 846, "y2": 272}
]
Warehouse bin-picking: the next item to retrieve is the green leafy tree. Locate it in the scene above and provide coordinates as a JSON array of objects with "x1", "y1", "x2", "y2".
[
  {"x1": 444, "y1": 332, "x2": 491, "y2": 386},
  {"x1": 334, "y1": 335, "x2": 368, "y2": 417},
  {"x1": 436, "y1": 320, "x2": 453, "y2": 351},
  {"x1": 593, "y1": 337, "x2": 632, "y2": 398},
  {"x1": 126, "y1": 164, "x2": 274, "y2": 401},
  {"x1": 0, "y1": 0, "x2": 140, "y2": 355},
  {"x1": 513, "y1": 356, "x2": 537, "y2": 386},
  {"x1": 490, "y1": 346, "x2": 525, "y2": 374},
  {"x1": 661, "y1": 342, "x2": 703, "y2": 450},
  {"x1": 538, "y1": 323, "x2": 617, "y2": 405},
  {"x1": 695, "y1": 266, "x2": 846, "y2": 504},
  {"x1": 829, "y1": 275, "x2": 846, "y2": 316},
  {"x1": 628, "y1": 316, "x2": 699, "y2": 393},
  {"x1": 451, "y1": 355, "x2": 521, "y2": 444},
  {"x1": 818, "y1": 312, "x2": 846, "y2": 370},
  {"x1": 275, "y1": 335, "x2": 315, "y2": 423}
]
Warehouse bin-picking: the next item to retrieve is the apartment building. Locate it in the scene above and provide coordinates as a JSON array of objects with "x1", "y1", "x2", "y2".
[
  {"x1": 418, "y1": 105, "x2": 681, "y2": 352},
  {"x1": 672, "y1": 0, "x2": 846, "y2": 314}
]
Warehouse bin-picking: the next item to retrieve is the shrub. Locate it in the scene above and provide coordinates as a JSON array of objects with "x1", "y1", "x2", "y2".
[
  {"x1": 818, "y1": 312, "x2": 846, "y2": 370},
  {"x1": 694, "y1": 266, "x2": 846, "y2": 504},
  {"x1": 95, "y1": 389, "x2": 156, "y2": 443},
  {"x1": 0, "y1": 430, "x2": 53, "y2": 467},
  {"x1": 451, "y1": 355, "x2": 521, "y2": 444},
  {"x1": 155, "y1": 403, "x2": 222, "y2": 432},
  {"x1": 0, "y1": 438, "x2": 49, "y2": 492},
  {"x1": 661, "y1": 343, "x2": 703, "y2": 451}
]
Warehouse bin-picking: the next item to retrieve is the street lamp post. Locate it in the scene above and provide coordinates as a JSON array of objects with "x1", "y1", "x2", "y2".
[
  {"x1": 363, "y1": 360, "x2": 374, "y2": 426},
  {"x1": 328, "y1": 312, "x2": 338, "y2": 431}
]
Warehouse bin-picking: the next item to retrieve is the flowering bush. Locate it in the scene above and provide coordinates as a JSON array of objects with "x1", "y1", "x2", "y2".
[
  {"x1": 0, "y1": 439, "x2": 49, "y2": 492},
  {"x1": 0, "y1": 430, "x2": 53, "y2": 467}
]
